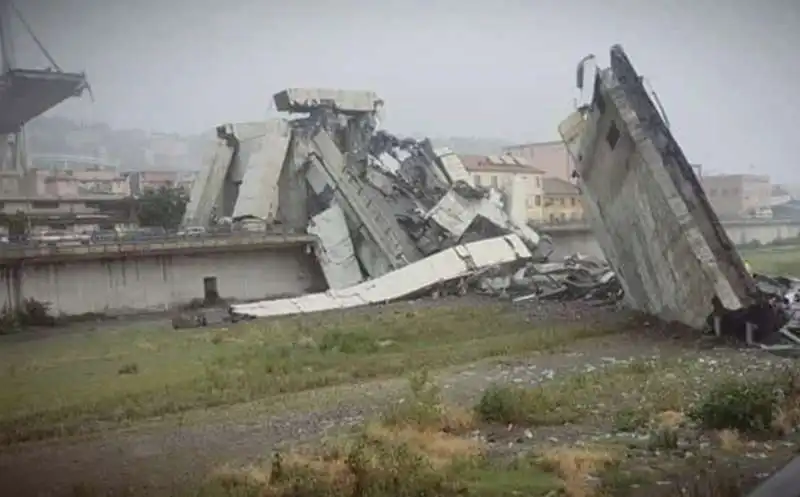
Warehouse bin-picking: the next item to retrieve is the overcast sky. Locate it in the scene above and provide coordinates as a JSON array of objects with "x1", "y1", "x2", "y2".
[{"x1": 8, "y1": 0, "x2": 800, "y2": 181}]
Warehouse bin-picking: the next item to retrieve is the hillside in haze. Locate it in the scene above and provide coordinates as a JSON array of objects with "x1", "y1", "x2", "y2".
[{"x1": 24, "y1": 117, "x2": 520, "y2": 170}]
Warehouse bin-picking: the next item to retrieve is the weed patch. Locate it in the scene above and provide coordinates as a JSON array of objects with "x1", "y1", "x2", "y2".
[
  {"x1": 201, "y1": 373, "x2": 559, "y2": 497},
  {"x1": 539, "y1": 445, "x2": 619, "y2": 497},
  {"x1": 689, "y1": 372, "x2": 800, "y2": 434},
  {"x1": 475, "y1": 384, "x2": 580, "y2": 426},
  {"x1": 0, "y1": 303, "x2": 621, "y2": 444}
]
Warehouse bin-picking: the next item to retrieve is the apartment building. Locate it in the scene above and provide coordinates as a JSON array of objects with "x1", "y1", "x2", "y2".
[
  {"x1": 542, "y1": 177, "x2": 584, "y2": 223},
  {"x1": 460, "y1": 154, "x2": 544, "y2": 224},
  {"x1": 128, "y1": 170, "x2": 180, "y2": 195},
  {"x1": 701, "y1": 174, "x2": 771, "y2": 219},
  {"x1": 22, "y1": 168, "x2": 131, "y2": 197},
  {"x1": 0, "y1": 195, "x2": 137, "y2": 232},
  {"x1": 502, "y1": 140, "x2": 575, "y2": 183}
]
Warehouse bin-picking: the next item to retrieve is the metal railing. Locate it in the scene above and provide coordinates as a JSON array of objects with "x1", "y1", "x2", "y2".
[{"x1": 0, "y1": 226, "x2": 311, "y2": 250}]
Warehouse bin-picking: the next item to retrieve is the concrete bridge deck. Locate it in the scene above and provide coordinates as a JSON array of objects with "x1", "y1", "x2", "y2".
[{"x1": 0, "y1": 232, "x2": 317, "y2": 264}]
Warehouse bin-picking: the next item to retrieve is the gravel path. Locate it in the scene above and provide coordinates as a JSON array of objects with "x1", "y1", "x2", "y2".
[
  {"x1": 0, "y1": 298, "x2": 792, "y2": 497},
  {"x1": 0, "y1": 326, "x2": 771, "y2": 497}
]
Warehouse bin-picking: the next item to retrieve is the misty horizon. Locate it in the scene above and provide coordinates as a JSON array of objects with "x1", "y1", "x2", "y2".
[{"x1": 4, "y1": 0, "x2": 799, "y2": 181}]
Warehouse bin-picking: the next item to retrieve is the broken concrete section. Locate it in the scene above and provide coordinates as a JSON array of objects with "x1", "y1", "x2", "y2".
[
  {"x1": 230, "y1": 234, "x2": 532, "y2": 319},
  {"x1": 559, "y1": 44, "x2": 788, "y2": 341},
  {"x1": 184, "y1": 88, "x2": 549, "y2": 312}
]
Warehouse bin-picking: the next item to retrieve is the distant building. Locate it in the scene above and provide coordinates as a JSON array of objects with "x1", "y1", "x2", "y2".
[
  {"x1": 542, "y1": 177, "x2": 584, "y2": 224},
  {"x1": 0, "y1": 195, "x2": 137, "y2": 232},
  {"x1": 28, "y1": 154, "x2": 121, "y2": 171},
  {"x1": 770, "y1": 185, "x2": 793, "y2": 206},
  {"x1": 21, "y1": 168, "x2": 131, "y2": 197},
  {"x1": 701, "y1": 174, "x2": 771, "y2": 219},
  {"x1": 128, "y1": 170, "x2": 182, "y2": 195},
  {"x1": 459, "y1": 154, "x2": 545, "y2": 224},
  {"x1": 502, "y1": 141, "x2": 575, "y2": 183}
]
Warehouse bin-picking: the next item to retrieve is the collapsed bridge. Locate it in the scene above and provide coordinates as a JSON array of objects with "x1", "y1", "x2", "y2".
[{"x1": 183, "y1": 53, "x2": 798, "y2": 346}]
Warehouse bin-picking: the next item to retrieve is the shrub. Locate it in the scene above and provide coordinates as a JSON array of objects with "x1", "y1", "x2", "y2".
[
  {"x1": 383, "y1": 370, "x2": 475, "y2": 434},
  {"x1": 475, "y1": 384, "x2": 579, "y2": 426},
  {"x1": 0, "y1": 298, "x2": 54, "y2": 334},
  {"x1": 118, "y1": 363, "x2": 140, "y2": 375},
  {"x1": 690, "y1": 379, "x2": 777, "y2": 433}
]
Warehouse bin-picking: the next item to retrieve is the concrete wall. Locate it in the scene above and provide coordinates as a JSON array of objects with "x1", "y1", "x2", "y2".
[
  {"x1": 545, "y1": 221, "x2": 800, "y2": 260},
  {"x1": 0, "y1": 248, "x2": 321, "y2": 316}
]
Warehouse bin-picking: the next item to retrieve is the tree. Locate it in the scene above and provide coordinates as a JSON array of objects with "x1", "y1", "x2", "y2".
[{"x1": 136, "y1": 187, "x2": 189, "y2": 230}]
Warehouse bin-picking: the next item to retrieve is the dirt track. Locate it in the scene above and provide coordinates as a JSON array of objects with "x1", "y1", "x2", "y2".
[{"x1": 0, "y1": 299, "x2": 794, "y2": 496}]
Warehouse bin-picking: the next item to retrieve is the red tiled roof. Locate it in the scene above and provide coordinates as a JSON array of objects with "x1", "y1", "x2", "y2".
[{"x1": 543, "y1": 177, "x2": 579, "y2": 195}]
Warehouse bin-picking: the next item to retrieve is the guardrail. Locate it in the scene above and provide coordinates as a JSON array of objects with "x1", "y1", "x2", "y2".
[
  {"x1": 0, "y1": 230, "x2": 318, "y2": 262},
  {"x1": 0, "y1": 228, "x2": 308, "y2": 249}
]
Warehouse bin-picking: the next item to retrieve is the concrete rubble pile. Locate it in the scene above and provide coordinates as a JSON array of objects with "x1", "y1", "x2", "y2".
[
  {"x1": 558, "y1": 44, "x2": 798, "y2": 347},
  {"x1": 183, "y1": 88, "x2": 569, "y2": 318},
  {"x1": 470, "y1": 253, "x2": 622, "y2": 303},
  {"x1": 181, "y1": 60, "x2": 797, "y2": 347}
]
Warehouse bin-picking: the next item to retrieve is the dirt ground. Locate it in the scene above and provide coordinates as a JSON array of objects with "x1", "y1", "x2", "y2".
[{"x1": 0, "y1": 298, "x2": 797, "y2": 497}]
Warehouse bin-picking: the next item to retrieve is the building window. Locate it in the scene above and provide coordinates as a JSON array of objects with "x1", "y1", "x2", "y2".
[
  {"x1": 559, "y1": 198, "x2": 566, "y2": 206},
  {"x1": 490, "y1": 175, "x2": 498, "y2": 188},
  {"x1": 536, "y1": 176, "x2": 541, "y2": 188},
  {"x1": 535, "y1": 195, "x2": 541, "y2": 206},
  {"x1": 31, "y1": 200, "x2": 59, "y2": 209},
  {"x1": 571, "y1": 197, "x2": 576, "y2": 206},
  {"x1": 474, "y1": 175, "x2": 481, "y2": 186}
]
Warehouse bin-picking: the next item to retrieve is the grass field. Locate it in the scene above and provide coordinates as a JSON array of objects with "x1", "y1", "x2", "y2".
[
  {"x1": 0, "y1": 302, "x2": 620, "y2": 445},
  {"x1": 199, "y1": 352, "x2": 800, "y2": 497},
  {"x1": 740, "y1": 243, "x2": 800, "y2": 276},
  {"x1": 2, "y1": 245, "x2": 800, "y2": 496}
]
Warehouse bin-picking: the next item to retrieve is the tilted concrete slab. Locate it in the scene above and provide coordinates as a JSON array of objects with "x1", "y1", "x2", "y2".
[
  {"x1": 307, "y1": 201, "x2": 364, "y2": 289},
  {"x1": 308, "y1": 128, "x2": 420, "y2": 276},
  {"x1": 183, "y1": 126, "x2": 237, "y2": 227},
  {"x1": 230, "y1": 234, "x2": 532, "y2": 318},
  {"x1": 560, "y1": 45, "x2": 760, "y2": 330},
  {"x1": 232, "y1": 120, "x2": 292, "y2": 220}
]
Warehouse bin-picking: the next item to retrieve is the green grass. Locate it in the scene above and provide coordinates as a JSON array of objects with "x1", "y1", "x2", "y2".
[
  {"x1": 475, "y1": 356, "x2": 792, "y2": 431},
  {"x1": 740, "y1": 244, "x2": 800, "y2": 276},
  {"x1": 194, "y1": 369, "x2": 564, "y2": 497},
  {"x1": 0, "y1": 303, "x2": 620, "y2": 445}
]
